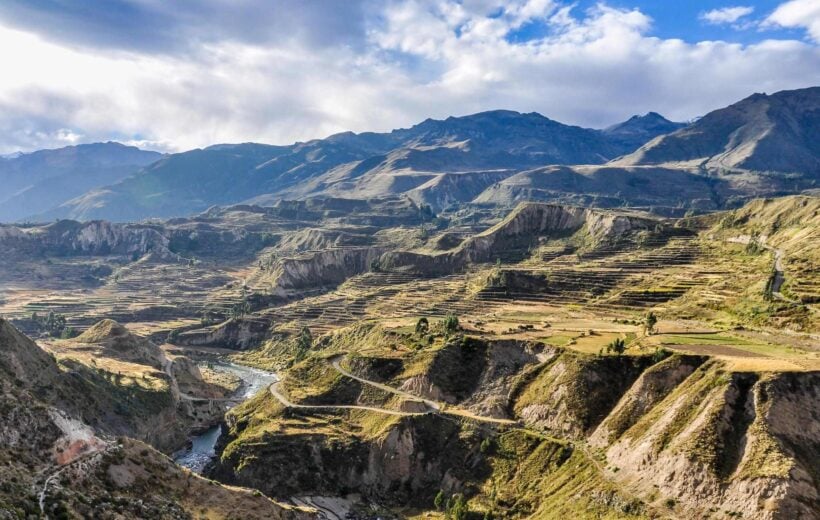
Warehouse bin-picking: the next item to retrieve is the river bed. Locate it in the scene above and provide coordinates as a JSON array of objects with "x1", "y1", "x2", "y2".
[{"x1": 173, "y1": 363, "x2": 277, "y2": 473}]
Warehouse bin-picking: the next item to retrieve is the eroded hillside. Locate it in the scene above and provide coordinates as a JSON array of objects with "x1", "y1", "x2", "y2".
[{"x1": 0, "y1": 195, "x2": 818, "y2": 519}]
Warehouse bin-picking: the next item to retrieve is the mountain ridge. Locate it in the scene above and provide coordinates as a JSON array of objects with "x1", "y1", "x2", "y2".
[
  {"x1": 0, "y1": 142, "x2": 162, "y2": 222},
  {"x1": 36, "y1": 110, "x2": 682, "y2": 222},
  {"x1": 17, "y1": 86, "x2": 820, "y2": 223}
]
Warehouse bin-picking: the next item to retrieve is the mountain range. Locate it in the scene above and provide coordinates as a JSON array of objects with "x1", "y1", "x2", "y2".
[
  {"x1": 2, "y1": 86, "x2": 818, "y2": 222},
  {"x1": 0, "y1": 142, "x2": 161, "y2": 222}
]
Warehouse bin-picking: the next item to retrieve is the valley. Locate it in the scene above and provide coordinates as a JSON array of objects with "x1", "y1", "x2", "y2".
[
  {"x1": 0, "y1": 191, "x2": 817, "y2": 519},
  {"x1": 0, "y1": 87, "x2": 818, "y2": 520}
]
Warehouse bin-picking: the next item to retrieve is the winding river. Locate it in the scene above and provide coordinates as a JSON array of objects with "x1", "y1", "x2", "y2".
[{"x1": 174, "y1": 363, "x2": 278, "y2": 473}]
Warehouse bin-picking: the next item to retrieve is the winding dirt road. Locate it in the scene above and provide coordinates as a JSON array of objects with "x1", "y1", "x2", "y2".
[
  {"x1": 39, "y1": 444, "x2": 113, "y2": 518},
  {"x1": 267, "y1": 354, "x2": 516, "y2": 425},
  {"x1": 268, "y1": 379, "x2": 425, "y2": 416}
]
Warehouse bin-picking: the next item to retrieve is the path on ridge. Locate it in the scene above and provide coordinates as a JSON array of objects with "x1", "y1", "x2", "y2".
[
  {"x1": 266, "y1": 354, "x2": 516, "y2": 424},
  {"x1": 328, "y1": 354, "x2": 516, "y2": 425},
  {"x1": 268, "y1": 379, "x2": 425, "y2": 417}
]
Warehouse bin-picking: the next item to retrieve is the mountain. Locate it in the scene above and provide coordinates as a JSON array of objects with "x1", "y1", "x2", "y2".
[
  {"x1": 38, "y1": 88, "x2": 820, "y2": 222},
  {"x1": 41, "y1": 111, "x2": 673, "y2": 222},
  {"x1": 0, "y1": 318, "x2": 316, "y2": 518},
  {"x1": 614, "y1": 87, "x2": 820, "y2": 176},
  {"x1": 602, "y1": 112, "x2": 687, "y2": 152},
  {"x1": 0, "y1": 142, "x2": 162, "y2": 222}
]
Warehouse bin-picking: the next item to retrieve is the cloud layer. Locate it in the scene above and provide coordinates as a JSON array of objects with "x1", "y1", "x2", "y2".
[
  {"x1": 0, "y1": 0, "x2": 818, "y2": 153},
  {"x1": 700, "y1": 6, "x2": 755, "y2": 25}
]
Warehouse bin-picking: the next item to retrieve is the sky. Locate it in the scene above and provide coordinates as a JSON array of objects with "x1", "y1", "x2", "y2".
[{"x1": 0, "y1": 0, "x2": 818, "y2": 154}]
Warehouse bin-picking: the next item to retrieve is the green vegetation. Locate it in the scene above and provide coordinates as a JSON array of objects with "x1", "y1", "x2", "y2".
[
  {"x1": 444, "y1": 314, "x2": 460, "y2": 336},
  {"x1": 606, "y1": 338, "x2": 626, "y2": 355},
  {"x1": 416, "y1": 317, "x2": 430, "y2": 335},
  {"x1": 30, "y1": 310, "x2": 71, "y2": 337},
  {"x1": 644, "y1": 312, "x2": 657, "y2": 335}
]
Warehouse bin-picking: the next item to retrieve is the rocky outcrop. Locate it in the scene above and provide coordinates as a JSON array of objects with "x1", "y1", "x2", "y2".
[
  {"x1": 212, "y1": 410, "x2": 478, "y2": 504},
  {"x1": 381, "y1": 203, "x2": 657, "y2": 274},
  {"x1": 177, "y1": 317, "x2": 271, "y2": 350},
  {"x1": 265, "y1": 247, "x2": 386, "y2": 297},
  {"x1": 589, "y1": 354, "x2": 708, "y2": 447},
  {"x1": 513, "y1": 351, "x2": 658, "y2": 438},
  {"x1": 605, "y1": 364, "x2": 820, "y2": 519},
  {"x1": 0, "y1": 220, "x2": 175, "y2": 259}
]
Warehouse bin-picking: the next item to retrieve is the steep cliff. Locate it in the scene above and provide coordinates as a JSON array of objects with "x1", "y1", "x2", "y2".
[
  {"x1": 382, "y1": 202, "x2": 657, "y2": 275},
  {"x1": 260, "y1": 247, "x2": 387, "y2": 297},
  {"x1": 0, "y1": 320, "x2": 317, "y2": 519},
  {"x1": 210, "y1": 326, "x2": 820, "y2": 519},
  {"x1": 0, "y1": 220, "x2": 175, "y2": 259},
  {"x1": 605, "y1": 365, "x2": 819, "y2": 519}
]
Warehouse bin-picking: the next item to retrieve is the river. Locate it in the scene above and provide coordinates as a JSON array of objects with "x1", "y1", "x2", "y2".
[{"x1": 173, "y1": 362, "x2": 278, "y2": 473}]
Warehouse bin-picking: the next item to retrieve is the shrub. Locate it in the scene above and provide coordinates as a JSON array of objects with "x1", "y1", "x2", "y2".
[
  {"x1": 606, "y1": 338, "x2": 626, "y2": 355},
  {"x1": 443, "y1": 314, "x2": 460, "y2": 336},
  {"x1": 415, "y1": 317, "x2": 430, "y2": 335},
  {"x1": 480, "y1": 438, "x2": 494, "y2": 454},
  {"x1": 644, "y1": 312, "x2": 658, "y2": 335},
  {"x1": 434, "y1": 489, "x2": 445, "y2": 511}
]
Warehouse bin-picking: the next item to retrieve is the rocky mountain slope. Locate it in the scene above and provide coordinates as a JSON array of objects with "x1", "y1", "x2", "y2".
[
  {"x1": 614, "y1": 87, "x2": 820, "y2": 176},
  {"x1": 40, "y1": 110, "x2": 681, "y2": 222},
  {"x1": 602, "y1": 112, "x2": 687, "y2": 153},
  {"x1": 30, "y1": 87, "x2": 819, "y2": 223},
  {"x1": 211, "y1": 325, "x2": 820, "y2": 519},
  {"x1": 0, "y1": 142, "x2": 161, "y2": 222},
  {"x1": 0, "y1": 318, "x2": 315, "y2": 518},
  {"x1": 381, "y1": 202, "x2": 658, "y2": 275}
]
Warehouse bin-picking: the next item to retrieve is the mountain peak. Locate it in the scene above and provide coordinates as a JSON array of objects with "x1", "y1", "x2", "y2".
[
  {"x1": 615, "y1": 86, "x2": 820, "y2": 176},
  {"x1": 602, "y1": 112, "x2": 685, "y2": 152}
]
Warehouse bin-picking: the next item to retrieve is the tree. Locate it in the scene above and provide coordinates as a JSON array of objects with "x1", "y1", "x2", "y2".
[
  {"x1": 644, "y1": 312, "x2": 658, "y2": 335},
  {"x1": 448, "y1": 494, "x2": 468, "y2": 520},
  {"x1": 415, "y1": 317, "x2": 429, "y2": 335},
  {"x1": 443, "y1": 314, "x2": 459, "y2": 336},
  {"x1": 297, "y1": 326, "x2": 312, "y2": 353},
  {"x1": 434, "y1": 489, "x2": 445, "y2": 511},
  {"x1": 480, "y1": 437, "x2": 493, "y2": 454},
  {"x1": 606, "y1": 337, "x2": 626, "y2": 355}
]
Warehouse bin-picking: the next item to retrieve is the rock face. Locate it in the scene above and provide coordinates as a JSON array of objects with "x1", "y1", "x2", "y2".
[
  {"x1": 211, "y1": 328, "x2": 820, "y2": 519},
  {"x1": 265, "y1": 247, "x2": 387, "y2": 297},
  {"x1": 513, "y1": 351, "x2": 658, "y2": 439},
  {"x1": 588, "y1": 354, "x2": 708, "y2": 447},
  {"x1": 615, "y1": 87, "x2": 820, "y2": 177},
  {"x1": 381, "y1": 203, "x2": 656, "y2": 275},
  {"x1": 178, "y1": 317, "x2": 271, "y2": 350},
  {"x1": 0, "y1": 220, "x2": 174, "y2": 259},
  {"x1": 605, "y1": 366, "x2": 820, "y2": 519}
]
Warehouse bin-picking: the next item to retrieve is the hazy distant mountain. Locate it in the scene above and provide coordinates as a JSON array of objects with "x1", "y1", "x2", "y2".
[
  {"x1": 602, "y1": 112, "x2": 686, "y2": 153},
  {"x1": 614, "y1": 87, "x2": 820, "y2": 176},
  {"x1": 41, "y1": 111, "x2": 678, "y2": 222},
  {"x1": 37, "y1": 87, "x2": 820, "y2": 221},
  {"x1": 0, "y1": 142, "x2": 161, "y2": 222}
]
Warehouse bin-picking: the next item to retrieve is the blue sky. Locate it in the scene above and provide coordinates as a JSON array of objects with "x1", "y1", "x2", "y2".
[
  {"x1": 0, "y1": 0, "x2": 817, "y2": 153},
  {"x1": 563, "y1": 1, "x2": 802, "y2": 42}
]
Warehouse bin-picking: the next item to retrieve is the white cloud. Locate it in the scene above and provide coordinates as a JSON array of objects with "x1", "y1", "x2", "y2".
[
  {"x1": 700, "y1": 6, "x2": 755, "y2": 25},
  {"x1": 0, "y1": 1, "x2": 817, "y2": 154},
  {"x1": 765, "y1": 0, "x2": 820, "y2": 42}
]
